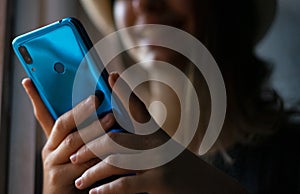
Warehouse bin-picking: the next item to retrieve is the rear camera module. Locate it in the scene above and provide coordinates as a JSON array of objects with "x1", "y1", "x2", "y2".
[{"x1": 18, "y1": 46, "x2": 33, "y2": 64}]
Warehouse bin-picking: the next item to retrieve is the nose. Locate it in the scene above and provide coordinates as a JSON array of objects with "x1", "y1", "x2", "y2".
[{"x1": 132, "y1": 0, "x2": 166, "y2": 13}]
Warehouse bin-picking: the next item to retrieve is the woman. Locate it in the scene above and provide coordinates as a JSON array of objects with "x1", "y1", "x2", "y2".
[{"x1": 22, "y1": 0, "x2": 300, "y2": 193}]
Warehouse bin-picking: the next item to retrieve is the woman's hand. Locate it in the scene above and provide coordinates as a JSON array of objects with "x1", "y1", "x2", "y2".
[
  {"x1": 22, "y1": 78, "x2": 117, "y2": 194},
  {"x1": 70, "y1": 73, "x2": 248, "y2": 194}
]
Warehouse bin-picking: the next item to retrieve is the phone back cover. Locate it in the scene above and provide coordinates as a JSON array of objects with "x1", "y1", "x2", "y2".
[{"x1": 12, "y1": 18, "x2": 111, "y2": 119}]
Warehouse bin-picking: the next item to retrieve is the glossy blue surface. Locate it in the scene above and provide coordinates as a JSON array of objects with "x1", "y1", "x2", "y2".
[{"x1": 12, "y1": 18, "x2": 112, "y2": 120}]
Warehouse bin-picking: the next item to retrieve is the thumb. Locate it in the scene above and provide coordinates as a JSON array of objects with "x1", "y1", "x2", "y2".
[{"x1": 108, "y1": 72, "x2": 151, "y2": 123}]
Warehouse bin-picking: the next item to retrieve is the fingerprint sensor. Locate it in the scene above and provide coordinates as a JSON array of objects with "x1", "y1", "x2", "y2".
[{"x1": 54, "y1": 62, "x2": 65, "y2": 74}]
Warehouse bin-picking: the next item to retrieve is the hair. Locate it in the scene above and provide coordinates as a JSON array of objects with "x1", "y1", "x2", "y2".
[{"x1": 210, "y1": 0, "x2": 285, "y2": 144}]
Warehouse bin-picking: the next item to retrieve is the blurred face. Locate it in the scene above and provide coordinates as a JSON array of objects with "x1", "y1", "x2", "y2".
[
  {"x1": 113, "y1": 0, "x2": 211, "y2": 69},
  {"x1": 113, "y1": 0, "x2": 216, "y2": 147}
]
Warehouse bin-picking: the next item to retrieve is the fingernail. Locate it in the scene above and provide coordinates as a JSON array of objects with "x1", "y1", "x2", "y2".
[
  {"x1": 75, "y1": 177, "x2": 82, "y2": 188},
  {"x1": 90, "y1": 188, "x2": 98, "y2": 194},
  {"x1": 70, "y1": 153, "x2": 77, "y2": 163},
  {"x1": 21, "y1": 78, "x2": 29, "y2": 89},
  {"x1": 21, "y1": 78, "x2": 26, "y2": 85}
]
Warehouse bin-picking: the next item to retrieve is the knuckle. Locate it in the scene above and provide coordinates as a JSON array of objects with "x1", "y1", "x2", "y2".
[
  {"x1": 54, "y1": 117, "x2": 64, "y2": 130},
  {"x1": 47, "y1": 167, "x2": 63, "y2": 185},
  {"x1": 41, "y1": 146, "x2": 50, "y2": 161},
  {"x1": 42, "y1": 155, "x2": 54, "y2": 170},
  {"x1": 54, "y1": 116, "x2": 70, "y2": 132},
  {"x1": 81, "y1": 145, "x2": 90, "y2": 155},
  {"x1": 64, "y1": 133, "x2": 77, "y2": 148}
]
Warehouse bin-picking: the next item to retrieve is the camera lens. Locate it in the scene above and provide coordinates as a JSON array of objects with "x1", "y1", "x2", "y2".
[
  {"x1": 54, "y1": 62, "x2": 65, "y2": 74},
  {"x1": 18, "y1": 46, "x2": 33, "y2": 64}
]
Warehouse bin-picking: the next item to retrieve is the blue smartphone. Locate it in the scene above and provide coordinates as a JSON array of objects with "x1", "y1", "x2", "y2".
[
  {"x1": 12, "y1": 18, "x2": 113, "y2": 120},
  {"x1": 12, "y1": 18, "x2": 135, "y2": 187}
]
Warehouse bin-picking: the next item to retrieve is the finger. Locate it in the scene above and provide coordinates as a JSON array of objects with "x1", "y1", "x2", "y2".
[
  {"x1": 71, "y1": 132, "x2": 144, "y2": 165},
  {"x1": 88, "y1": 175, "x2": 147, "y2": 194},
  {"x1": 72, "y1": 130, "x2": 170, "y2": 165},
  {"x1": 109, "y1": 72, "x2": 151, "y2": 123},
  {"x1": 45, "y1": 158, "x2": 100, "y2": 186},
  {"x1": 75, "y1": 160, "x2": 135, "y2": 190},
  {"x1": 46, "y1": 95, "x2": 100, "y2": 150},
  {"x1": 52, "y1": 113, "x2": 116, "y2": 164},
  {"x1": 22, "y1": 78, "x2": 54, "y2": 138}
]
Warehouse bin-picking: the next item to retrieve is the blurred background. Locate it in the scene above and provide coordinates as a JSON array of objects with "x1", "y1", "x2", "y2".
[
  {"x1": 0, "y1": 0, "x2": 299, "y2": 193},
  {"x1": 256, "y1": 0, "x2": 300, "y2": 109}
]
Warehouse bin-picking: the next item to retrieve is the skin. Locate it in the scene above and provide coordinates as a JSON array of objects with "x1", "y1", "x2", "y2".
[
  {"x1": 22, "y1": 0, "x2": 248, "y2": 193},
  {"x1": 113, "y1": 0, "x2": 210, "y2": 68}
]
